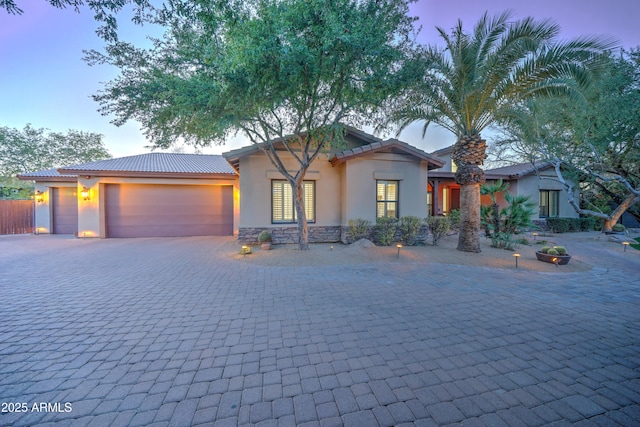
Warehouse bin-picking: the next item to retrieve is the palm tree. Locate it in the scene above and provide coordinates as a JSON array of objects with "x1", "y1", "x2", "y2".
[{"x1": 394, "y1": 11, "x2": 614, "y2": 252}]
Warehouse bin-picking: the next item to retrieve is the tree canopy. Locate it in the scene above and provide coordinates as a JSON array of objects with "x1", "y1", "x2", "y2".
[
  {"x1": 493, "y1": 48, "x2": 640, "y2": 230},
  {"x1": 0, "y1": 124, "x2": 111, "y2": 199},
  {"x1": 87, "y1": 0, "x2": 422, "y2": 249},
  {"x1": 1, "y1": 0, "x2": 150, "y2": 41}
]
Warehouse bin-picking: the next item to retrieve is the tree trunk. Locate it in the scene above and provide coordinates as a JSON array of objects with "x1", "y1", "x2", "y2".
[
  {"x1": 458, "y1": 183, "x2": 482, "y2": 252},
  {"x1": 292, "y1": 178, "x2": 309, "y2": 250},
  {"x1": 601, "y1": 193, "x2": 638, "y2": 232},
  {"x1": 452, "y1": 134, "x2": 487, "y2": 253}
]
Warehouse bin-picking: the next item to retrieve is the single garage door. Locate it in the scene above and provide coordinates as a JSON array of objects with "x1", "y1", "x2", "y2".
[
  {"x1": 52, "y1": 187, "x2": 78, "y2": 234},
  {"x1": 105, "y1": 184, "x2": 233, "y2": 238}
]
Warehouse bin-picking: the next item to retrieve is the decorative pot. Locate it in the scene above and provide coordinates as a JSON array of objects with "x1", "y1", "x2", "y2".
[
  {"x1": 535, "y1": 251, "x2": 571, "y2": 265},
  {"x1": 261, "y1": 242, "x2": 272, "y2": 250}
]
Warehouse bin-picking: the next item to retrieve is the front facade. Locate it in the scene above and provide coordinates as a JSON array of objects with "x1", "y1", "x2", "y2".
[
  {"x1": 428, "y1": 146, "x2": 579, "y2": 221},
  {"x1": 223, "y1": 128, "x2": 443, "y2": 243},
  {"x1": 19, "y1": 130, "x2": 578, "y2": 242}
]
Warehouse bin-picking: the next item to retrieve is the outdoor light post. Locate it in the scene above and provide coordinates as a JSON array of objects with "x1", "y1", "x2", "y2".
[
  {"x1": 623, "y1": 242, "x2": 630, "y2": 252},
  {"x1": 396, "y1": 244, "x2": 402, "y2": 258},
  {"x1": 513, "y1": 253, "x2": 520, "y2": 268},
  {"x1": 532, "y1": 232, "x2": 538, "y2": 241}
]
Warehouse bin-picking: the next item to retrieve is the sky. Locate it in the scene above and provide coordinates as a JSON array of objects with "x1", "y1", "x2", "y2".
[{"x1": 0, "y1": 0, "x2": 638, "y2": 159}]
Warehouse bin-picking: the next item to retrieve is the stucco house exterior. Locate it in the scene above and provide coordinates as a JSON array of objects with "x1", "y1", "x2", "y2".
[
  {"x1": 429, "y1": 145, "x2": 579, "y2": 221},
  {"x1": 19, "y1": 128, "x2": 577, "y2": 242}
]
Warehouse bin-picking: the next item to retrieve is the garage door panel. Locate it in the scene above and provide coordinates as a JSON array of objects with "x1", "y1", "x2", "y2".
[
  {"x1": 105, "y1": 184, "x2": 233, "y2": 238},
  {"x1": 52, "y1": 187, "x2": 78, "y2": 234}
]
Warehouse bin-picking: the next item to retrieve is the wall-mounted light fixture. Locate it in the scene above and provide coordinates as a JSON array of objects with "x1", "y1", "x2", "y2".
[
  {"x1": 34, "y1": 190, "x2": 44, "y2": 203},
  {"x1": 81, "y1": 187, "x2": 91, "y2": 201}
]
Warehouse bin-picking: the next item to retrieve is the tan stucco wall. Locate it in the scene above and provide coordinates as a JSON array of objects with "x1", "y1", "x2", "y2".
[
  {"x1": 238, "y1": 152, "x2": 341, "y2": 227},
  {"x1": 33, "y1": 181, "x2": 76, "y2": 234},
  {"x1": 342, "y1": 153, "x2": 428, "y2": 222},
  {"x1": 237, "y1": 151, "x2": 429, "y2": 228},
  {"x1": 515, "y1": 170, "x2": 579, "y2": 218}
]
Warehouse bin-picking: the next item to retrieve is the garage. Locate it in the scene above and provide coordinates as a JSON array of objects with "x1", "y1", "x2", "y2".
[
  {"x1": 105, "y1": 184, "x2": 233, "y2": 238},
  {"x1": 52, "y1": 187, "x2": 78, "y2": 234}
]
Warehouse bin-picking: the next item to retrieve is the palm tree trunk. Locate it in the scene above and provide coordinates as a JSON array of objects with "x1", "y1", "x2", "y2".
[{"x1": 452, "y1": 134, "x2": 487, "y2": 253}]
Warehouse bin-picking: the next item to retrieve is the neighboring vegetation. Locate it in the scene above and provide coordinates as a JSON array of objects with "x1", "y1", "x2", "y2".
[
  {"x1": 0, "y1": 125, "x2": 110, "y2": 199},
  {"x1": 346, "y1": 219, "x2": 372, "y2": 244},
  {"x1": 375, "y1": 217, "x2": 399, "y2": 246},
  {"x1": 398, "y1": 216, "x2": 422, "y2": 246},
  {"x1": 426, "y1": 216, "x2": 451, "y2": 246}
]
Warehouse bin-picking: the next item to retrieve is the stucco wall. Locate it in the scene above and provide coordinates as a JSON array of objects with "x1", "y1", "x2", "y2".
[
  {"x1": 238, "y1": 152, "x2": 341, "y2": 228},
  {"x1": 515, "y1": 170, "x2": 579, "y2": 218},
  {"x1": 342, "y1": 153, "x2": 428, "y2": 222}
]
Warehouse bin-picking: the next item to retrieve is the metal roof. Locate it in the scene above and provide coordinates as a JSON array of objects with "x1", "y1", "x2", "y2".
[
  {"x1": 58, "y1": 153, "x2": 236, "y2": 176},
  {"x1": 17, "y1": 168, "x2": 78, "y2": 182}
]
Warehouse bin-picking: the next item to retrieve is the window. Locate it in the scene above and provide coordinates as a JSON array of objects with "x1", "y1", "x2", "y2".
[
  {"x1": 376, "y1": 180, "x2": 399, "y2": 218},
  {"x1": 272, "y1": 180, "x2": 315, "y2": 223},
  {"x1": 539, "y1": 190, "x2": 560, "y2": 218}
]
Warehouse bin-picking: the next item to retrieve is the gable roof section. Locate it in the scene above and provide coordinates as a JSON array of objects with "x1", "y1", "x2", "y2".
[
  {"x1": 57, "y1": 153, "x2": 236, "y2": 178},
  {"x1": 330, "y1": 138, "x2": 445, "y2": 169},
  {"x1": 484, "y1": 162, "x2": 553, "y2": 178},
  {"x1": 222, "y1": 125, "x2": 389, "y2": 172},
  {"x1": 17, "y1": 168, "x2": 78, "y2": 182}
]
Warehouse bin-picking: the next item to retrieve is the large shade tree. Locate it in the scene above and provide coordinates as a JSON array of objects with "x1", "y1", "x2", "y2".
[
  {"x1": 86, "y1": 0, "x2": 421, "y2": 249},
  {"x1": 0, "y1": 124, "x2": 111, "y2": 198},
  {"x1": 393, "y1": 11, "x2": 614, "y2": 252},
  {"x1": 493, "y1": 48, "x2": 640, "y2": 231}
]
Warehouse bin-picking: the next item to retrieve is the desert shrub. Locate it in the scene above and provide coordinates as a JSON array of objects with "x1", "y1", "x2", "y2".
[
  {"x1": 490, "y1": 232, "x2": 516, "y2": 250},
  {"x1": 426, "y1": 216, "x2": 450, "y2": 246},
  {"x1": 540, "y1": 246, "x2": 552, "y2": 253},
  {"x1": 553, "y1": 246, "x2": 567, "y2": 255},
  {"x1": 612, "y1": 223, "x2": 626, "y2": 232},
  {"x1": 375, "y1": 217, "x2": 398, "y2": 246},
  {"x1": 515, "y1": 237, "x2": 530, "y2": 245},
  {"x1": 398, "y1": 216, "x2": 422, "y2": 246},
  {"x1": 346, "y1": 218, "x2": 372, "y2": 243},
  {"x1": 580, "y1": 217, "x2": 598, "y2": 231},
  {"x1": 258, "y1": 230, "x2": 272, "y2": 242},
  {"x1": 448, "y1": 209, "x2": 460, "y2": 230},
  {"x1": 547, "y1": 248, "x2": 559, "y2": 255}
]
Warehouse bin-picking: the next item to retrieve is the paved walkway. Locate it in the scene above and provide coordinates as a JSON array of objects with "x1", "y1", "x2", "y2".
[{"x1": 0, "y1": 235, "x2": 639, "y2": 426}]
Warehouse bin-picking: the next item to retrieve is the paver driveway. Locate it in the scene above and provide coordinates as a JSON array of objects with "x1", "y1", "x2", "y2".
[{"x1": 1, "y1": 235, "x2": 639, "y2": 427}]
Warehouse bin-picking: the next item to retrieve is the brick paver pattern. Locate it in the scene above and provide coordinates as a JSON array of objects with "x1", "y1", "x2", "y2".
[{"x1": 1, "y1": 235, "x2": 639, "y2": 426}]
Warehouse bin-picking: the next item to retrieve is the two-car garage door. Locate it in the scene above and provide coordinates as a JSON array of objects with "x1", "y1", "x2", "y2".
[{"x1": 105, "y1": 184, "x2": 233, "y2": 238}]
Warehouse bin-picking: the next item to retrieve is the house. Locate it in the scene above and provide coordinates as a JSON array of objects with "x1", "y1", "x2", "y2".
[
  {"x1": 18, "y1": 129, "x2": 576, "y2": 242},
  {"x1": 428, "y1": 145, "x2": 579, "y2": 221}
]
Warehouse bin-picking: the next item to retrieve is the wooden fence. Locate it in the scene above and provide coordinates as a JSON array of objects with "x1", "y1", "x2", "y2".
[{"x1": 0, "y1": 200, "x2": 34, "y2": 235}]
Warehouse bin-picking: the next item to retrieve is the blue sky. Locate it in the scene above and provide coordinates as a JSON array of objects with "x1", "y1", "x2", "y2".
[{"x1": 1, "y1": 0, "x2": 638, "y2": 158}]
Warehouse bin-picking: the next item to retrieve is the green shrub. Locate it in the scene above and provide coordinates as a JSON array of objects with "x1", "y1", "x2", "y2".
[
  {"x1": 490, "y1": 232, "x2": 516, "y2": 250},
  {"x1": 579, "y1": 217, "x2": 598, "y2": 231},
  {"x1": 398, "y1": 216, "x2": 422, "y2": 246},
  {"x1": 346, "y1": 218, "x2": 372, "y2": 243},
  {"x1": 426, "y1": 216, "x2": 450, "y2": 246},
  {"x1": 547, "y1": 217, "x2": 588, "y2": 233},
  {"x1": 553, "y1": 246, "x2": 567, "y2": 255},
  {"x1": 258, "y1": 230, "x2": 271, "y2": 242},
  {"x1": 375, "y1": 216, "x2": 398, "y2": 246},
  {"x1": 540, "y1": 246, "x2": 552, "y2": 254},
  {"x1": 547, "y1": 248, "x2": 559, "y2": 255},
  {"x1": 448, "y1": 209, "x2": 460, "y2": 230},
  {"x1": 612, "y1": 224, "x2": 626, "y2": 232},
  {"x1": 516, "y1": 237, "x2": 530, "y2": 245}
]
